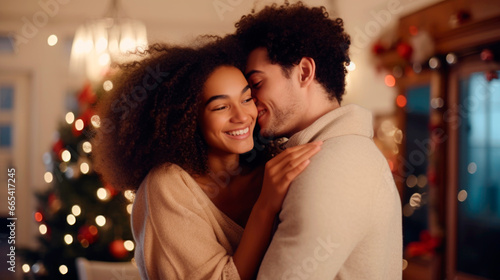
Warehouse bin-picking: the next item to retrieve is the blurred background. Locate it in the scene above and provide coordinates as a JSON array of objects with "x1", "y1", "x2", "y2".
[{"x1": 0, "y1": 0, "x2": 499, "y2": 279}]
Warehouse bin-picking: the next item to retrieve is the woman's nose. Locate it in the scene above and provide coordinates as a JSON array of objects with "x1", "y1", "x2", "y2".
[{"x1": 230, "y1": 105, "x2": 249, "y2": 123}]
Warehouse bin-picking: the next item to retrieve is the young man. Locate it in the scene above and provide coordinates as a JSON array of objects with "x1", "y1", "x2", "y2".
[{"x1": 235, "y1": 3, "x2": 402, "y2": 279}]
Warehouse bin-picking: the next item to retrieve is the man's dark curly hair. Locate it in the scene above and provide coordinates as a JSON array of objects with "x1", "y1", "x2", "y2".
[
  {"x1": 92, "y1": 36, "x2": 249, "y2": 191},
  {"x1": 234, "y1": 2, "x2": 351, "y2": 102}
]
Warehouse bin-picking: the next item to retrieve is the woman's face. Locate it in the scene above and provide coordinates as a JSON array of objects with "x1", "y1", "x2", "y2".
[{"x1": 200, "y1": 66, "x2": 257, "y2": 156}]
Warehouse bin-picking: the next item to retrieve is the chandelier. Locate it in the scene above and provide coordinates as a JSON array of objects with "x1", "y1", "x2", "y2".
[{"x1": 70, "y1": 0, "x2": 148, "y2": 81}]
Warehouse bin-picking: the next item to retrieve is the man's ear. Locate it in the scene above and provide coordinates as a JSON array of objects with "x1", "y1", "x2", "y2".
[{"x1": 298, "y1": 57, "x2": 316, "y2": 88}]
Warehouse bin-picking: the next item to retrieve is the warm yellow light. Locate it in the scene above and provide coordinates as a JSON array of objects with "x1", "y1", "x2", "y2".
[
  {"x1": 91, "y1": 115, "x2": 101, "y2": 128},
  {"x1": 22, "y1": 264, "x2": 30, "y2": 273},
  {"x1": 124, "y1": 240, "x2": 135, "y2": 251},
  {"x1": 65, "y1": 112, "x2": 75, "y2": 124},
  {"x1": 95, "y1": 215, "x2": 106, "y2": 227},
  {"x1": 417, "y1": 175, "x2": 428, "y2": 188},
  {"x1": 82, "y1": 141, "x2": 92, "y2": 153},
  {"x1": 95, "y1": 37, "x2": 108, "y2": 53},
  {"x1": 126, "y1": 203, "x2": 133, "y2": 214},
  {"x1": 97, "y1": 188, "x2": 109, "y2": 201},
  {"x1": 67, "y1": 214, "x2": 76, "y2": 225},
  {"x1": 44, "y1": 172, "x2": 53, "y2": 183},
  {"x1": 80, "y1": 162, "x2": 90, "y2": 174},
  {"x1": 39, "y1": 224, "x2": 48, "y2": 235},
  {"x1": 406, "y1": 175, "x2": 417, "y2": 188},
  {"x1": 72, "y1": 205, "x2": 81, "y2": 216},
  {"x1": 75, "y1": 119, "x2": 84, "y2": 131},
  {"x1": 458, "y1": 190, "x2": 468, "y2": 202},
  {"x1": 61, "y1": 150, "x2": 71, "y2": 162},
  {"x1": 59, "y1": 265, "x2": 68, "y2": 275},
  {"x1": 346, "y1": 61, "x2": 356, "y2": 71},
  {"x1": 124, "y1": 190, "x2": 135, "y2": 202},
  {"x1": 120, "y1": 37, "x2": 135, "y2": 53},
  {"x1": 409, "y1": 193, "x2": 422, "y2": 208},
  {"x1": 47, "y1": 34, "x2": 58, "y2": 46},
  {"x1": 64, "y1": 234, "x2": 73, "y2": 244},
  {"x1": 103, "y1": 80, "x2": 113, "y2": 91},
  {"x1": 98, "y1": 53, "x2": 110, "y2": 66}
]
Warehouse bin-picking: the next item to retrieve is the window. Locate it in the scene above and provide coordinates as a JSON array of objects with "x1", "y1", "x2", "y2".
[{"x1": 457, "y1": 71, "x2": 500, "y2": 278}]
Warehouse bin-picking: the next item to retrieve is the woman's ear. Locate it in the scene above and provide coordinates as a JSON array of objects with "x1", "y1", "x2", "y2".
[{"x1": 298, "y1": 57, "x2": 316, "y2": 88}]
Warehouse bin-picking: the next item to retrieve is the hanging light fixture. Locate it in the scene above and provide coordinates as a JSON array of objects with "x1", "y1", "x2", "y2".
[{"x1": 70, "y1": 0, "x2": 148, "y2": 81}]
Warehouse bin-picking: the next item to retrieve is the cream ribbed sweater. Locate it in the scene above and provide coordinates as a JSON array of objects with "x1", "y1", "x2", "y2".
[
  {"x1": 131, "y1": 164, "x2": 243, "y2": 280},
  {"x1": 257, "y1": 104, "x2": 403, "y2": 280}
]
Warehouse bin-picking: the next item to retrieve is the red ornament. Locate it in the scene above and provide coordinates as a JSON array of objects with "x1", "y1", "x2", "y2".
[
  {"x1": 105, "y1": 184, "x2": 118, "y2": 197},
  {"x1": 405, "y1": 230, "x2": 441, "y2": 258},
  {"x1": 78, "y1": 225, "x2": 99, "y2": 245},
  {"x1": 52, "y1": 139, "x2": 65, "y2": 160},
  {"x1": 485, "y1": 71, "x2": 499, "y2": 82},
  {"x1": 372, "y1": 42, "x2": 385, "y2": 55},
  {"x1": 397, "y1": 42, "x2": 413, "y2": 61},
  {"x1": 77, "y1": 82, "x2": 97, "y2": 106},
  {"x1": 109, "y1": 239, "x2": 129, "y2": 259},
  {"x1": 79, "y1": 107, "x2": 95, "y2": 127},
  {"x1": 481, "y1": 49, "x2": 494, "y2": 62}
]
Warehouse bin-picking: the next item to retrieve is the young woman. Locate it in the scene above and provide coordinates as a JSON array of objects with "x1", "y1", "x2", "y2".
[{"x1": 92, "y1": 37, "x2": 321, "y2": 280}]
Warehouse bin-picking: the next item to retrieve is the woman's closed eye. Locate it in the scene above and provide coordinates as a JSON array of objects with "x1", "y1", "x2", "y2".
[{"x1": 211, "y1": 105, "x2": 228, "y2": 111}]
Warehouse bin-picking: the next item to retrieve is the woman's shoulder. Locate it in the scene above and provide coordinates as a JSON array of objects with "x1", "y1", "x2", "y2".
[{"x1": 141, "y1": 163, "x2": 204, "y2": 199}]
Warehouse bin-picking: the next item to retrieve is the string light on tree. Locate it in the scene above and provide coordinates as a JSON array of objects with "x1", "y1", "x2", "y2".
[
  {"x1": 44, "y1": 172, "x2": 53, "y2": 183},
  {"x1": 72, "y1": 205, "x2": 82, "y2": 216},
  {"x1": 65, "y1": 112, "x2": 75, "y2": 124},
  {"x1": 75, "y1": 119, "x2": 84, "y2": 131},
  {"x1": 64, "y1": 234, "x2": 73, "y2": 245},
  {"x1": 80, "y1": 162, "x2": 90, "y2": 174},
  {"x1": 82, "y1": 141, "x2": 92, "y2": 153},
  {"x1": 59, "y1": 265, "x2": 68, "y2": 275},
  {"x1": 124, "y1": 240, "x2": 135, "y2": 251},
  {"x1": 96, "y1": 215, "x2": 106, "y2": 227},
  {"x1": 91, "y1": 115, "x2": 101, "y2": 128},
  {"x1": 39, "y1": 224, "x2": 48, "y2": 235},
  {"x1": 61, "y1": 150, "x2": 71, "y2": 162},
  {"x1": 103, "y1": 80, "x2": 113, "y2": 91},
  {"x1": 124, "y1": 190, "x2": 135, "y2": 202},
  {"x1": 97, "y1": 187, "x2": 111, "y2": 201},
  {"x1": 67, "y1": 214, "x2": 76, "y2": 226}
]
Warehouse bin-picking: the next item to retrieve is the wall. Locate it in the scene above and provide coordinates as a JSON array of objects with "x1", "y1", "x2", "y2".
[{"x1": 0, "y1": 0, "x2": 441, "y2": 248}]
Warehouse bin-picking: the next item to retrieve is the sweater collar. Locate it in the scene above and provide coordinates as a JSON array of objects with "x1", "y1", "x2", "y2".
[{"x1": 285, "y1": 104, "x2": 374, "y2": 148}]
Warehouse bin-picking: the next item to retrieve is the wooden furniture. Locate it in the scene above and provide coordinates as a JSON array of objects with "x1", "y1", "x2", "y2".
[{"x1": 373, "y1": 1, "x2": 500, "y2": 279}]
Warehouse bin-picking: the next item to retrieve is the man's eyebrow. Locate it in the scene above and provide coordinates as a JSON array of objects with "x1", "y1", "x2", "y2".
[
  {"x1": 245, "y1": 70, "x2": 263, "y2": 79},
  {"x1": 205, "y1": 85, "x2": 251, "y2": 107}
]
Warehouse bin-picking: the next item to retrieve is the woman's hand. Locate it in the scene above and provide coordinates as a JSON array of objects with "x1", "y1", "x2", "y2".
[{"x1": 256, "y1": 141, "x2": 323, "y2": 215}]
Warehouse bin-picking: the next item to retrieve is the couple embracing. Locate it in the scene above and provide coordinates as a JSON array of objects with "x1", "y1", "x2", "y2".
[{"x1": 93, "y1": 2, "x2": 402, "y2": 280}]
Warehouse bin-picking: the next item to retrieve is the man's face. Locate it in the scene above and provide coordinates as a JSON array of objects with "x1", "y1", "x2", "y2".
[{"x1": 245, "y1": 48, "x2": 304, "y2": 138}]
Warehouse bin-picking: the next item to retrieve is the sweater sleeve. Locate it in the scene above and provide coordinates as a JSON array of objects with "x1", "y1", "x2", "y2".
[
  {"x1": 257, "y1": 137, "x2": 396, "y2": 279},
  {"x1": 134, "y1": 165, "x2": 241, "y2": 280}
]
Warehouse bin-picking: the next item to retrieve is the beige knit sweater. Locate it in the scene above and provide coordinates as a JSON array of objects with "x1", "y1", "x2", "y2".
[
  {"x1": 257, "y1": 104, "x2": 403, "y2": 279},
  {"x1": 131, "y1": 164, "x2": 244, "y2": 280}
]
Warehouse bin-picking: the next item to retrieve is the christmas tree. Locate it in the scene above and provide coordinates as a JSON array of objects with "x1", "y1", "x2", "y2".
[{"x1": 20, "y1": 81, "x2": 136, "y2": 279}]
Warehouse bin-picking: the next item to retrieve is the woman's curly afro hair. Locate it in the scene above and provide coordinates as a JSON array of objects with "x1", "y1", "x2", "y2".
[
  {"x1": 92, "y1": 36, "x2": 246, "y2": 191},
  {"x1": 235, "y1": 1, "x2": 351, "y2": 102}
]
